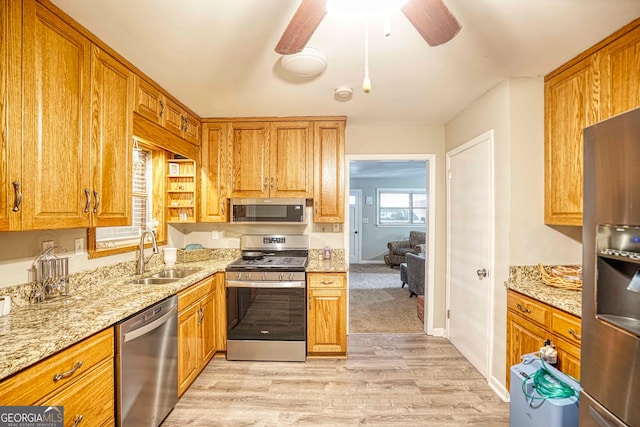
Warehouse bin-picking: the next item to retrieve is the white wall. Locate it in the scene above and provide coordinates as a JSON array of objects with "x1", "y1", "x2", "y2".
[{"x1": 445, "y1": 76, "x2": 582, "y2": 392}]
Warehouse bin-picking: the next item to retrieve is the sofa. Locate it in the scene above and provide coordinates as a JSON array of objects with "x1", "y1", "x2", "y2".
[
  {"x1": 406, "y1": 251, "x2": 426, "y2": 297},
  {"x1": 383, "y1": 230, "x2": 426, "y2": 267}
]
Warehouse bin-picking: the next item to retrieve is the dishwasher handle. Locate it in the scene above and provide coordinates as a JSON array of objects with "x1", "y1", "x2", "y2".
[{"x1": 123, "y1": 306, "x2": 177, "y2": 343}]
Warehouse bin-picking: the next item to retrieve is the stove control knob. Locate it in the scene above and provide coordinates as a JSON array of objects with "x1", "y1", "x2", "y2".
[
  {"x1": 279, "y1": 273, "x2": 284, "y2": 280},
  {"x1": 289, "y1": 273, "x2": 294, "y2": 281},
  {"x1": 236, "y1": 272, "x2": 242, "y2": 280},
  {"x1": 245, "y1": 272, "x2": 252, "y2": 281},
  {"x1": 262, "y1": 272, "x2": 267, "y2": 281}
]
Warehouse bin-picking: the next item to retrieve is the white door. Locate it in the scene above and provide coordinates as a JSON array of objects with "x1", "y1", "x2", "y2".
[
  {"x1": 349, "y1": 190, "x2": 362, "y2": 264},
  {"x1": 446, "y1": 131, "x2": 493, "y2": 378}
]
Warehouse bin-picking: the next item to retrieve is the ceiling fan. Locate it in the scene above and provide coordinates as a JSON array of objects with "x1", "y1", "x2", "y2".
[{"x1": 275, "y1": 0, "x2": 462, "y2": 55}]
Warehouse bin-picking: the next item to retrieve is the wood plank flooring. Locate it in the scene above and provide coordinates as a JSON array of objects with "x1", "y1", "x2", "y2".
[{"x1": 161, "y1": 333, "x2": 509, "y2": 426}]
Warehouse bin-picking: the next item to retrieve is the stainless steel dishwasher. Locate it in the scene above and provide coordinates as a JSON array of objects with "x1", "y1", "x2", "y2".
[{"x1": 116, "y1": 295, "x2": 178, "y2": 427}]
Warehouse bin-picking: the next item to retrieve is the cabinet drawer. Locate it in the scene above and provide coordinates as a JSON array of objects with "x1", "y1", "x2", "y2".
[
  {"x1": 551, "y1": 309, "x2": 582, "y2": 346},
  {"x1": 308, "y1": 273, "x2": 346, "y2": 289},
  {"x1": 507, "y1": 291, "x2": 550, "y2": 328},
  {"x1": 38, "y1": 359, "x2": 114, "y2": 426},
  {"x1": 178, "y1": 276, "x2": 214, "y2": 311},
  {"x1": 0, "y1": 327, "x2": 114, "y2": 405}
]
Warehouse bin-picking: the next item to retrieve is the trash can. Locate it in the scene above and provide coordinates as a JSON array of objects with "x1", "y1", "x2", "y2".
[{"x1": 509, "y1": 353, "x2": 581, "y2": 427}]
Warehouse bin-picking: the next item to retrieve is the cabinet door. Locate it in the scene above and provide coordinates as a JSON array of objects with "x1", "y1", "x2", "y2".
[
  {"x1": 163, "y1": 97, "x2": 185, "y2": 139},
  {"x1": 133, "y1": 75, "x2": 163, "y2": 125},
  {"x1": 200, "y1": 291, "x2": 216, "y2": 365},
  {"x1": 600, "y1": 27, "x2": 640, "y2": 119},
  {"x1": 22, "y1": 0, "x2": 91, "y2": 230},
  {"x1": 0, "y1": 0, "x2": 21, "y2": 231},
  {"x1": 184, "y1": 115, "x2": 201, "y2": 146},
  {"x1": 90, "y1": 46, "x2": 133, "y2": 227},
  {"x1": 555, "y1": 337, "x2": 581, "y2": 380},
  {"x1": 506, "y1": 310, "x2": 548, "y2": 389},
  {"x1": 269, "y1": 121, "x2": 312, "y2": 198},
  {"x1": 544, "y1": 54, "x2": 599, "y2": 226},
  {"x1": 178, "y1": 303, "x2": 200, "y2": 397},
  {"x1": 307, "y1": 288, "x2": 347, "y2": 354},
  {"x1": 313, "y1": 121, "x2": 345, "y2": 223},
  {"x1": 229, "y1": 122, "x2": 270, "y2": 198},
  {"x1": 201, "y1": 123, "x2": 228, "y2": 222}
]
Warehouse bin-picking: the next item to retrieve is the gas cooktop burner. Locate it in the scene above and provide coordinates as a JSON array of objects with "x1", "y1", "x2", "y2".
[
  {"x1": 227, "y1": 256, "x2": 308, "y2": 270},
  {"x1": 227, "y1": 234, "x2": 310, "y2": 272}
]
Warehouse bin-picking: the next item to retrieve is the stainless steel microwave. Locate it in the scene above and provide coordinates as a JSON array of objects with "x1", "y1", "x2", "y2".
[{"x1": 230, "y1": 198, "x2": 306, "y2": 224}]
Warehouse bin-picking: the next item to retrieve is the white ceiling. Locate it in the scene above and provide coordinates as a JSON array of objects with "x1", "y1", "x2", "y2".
[{"x1": 52, "y1": 0, "x2": 640, "y2": 125}]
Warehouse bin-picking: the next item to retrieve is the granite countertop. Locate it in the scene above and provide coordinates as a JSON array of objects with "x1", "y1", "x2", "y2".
[
  {"x1": 506, "y1": 265, "x2": 582, "y2": 317},
  {"x1": 0, "y1": 249, "x2": 347, "y2": 381}
]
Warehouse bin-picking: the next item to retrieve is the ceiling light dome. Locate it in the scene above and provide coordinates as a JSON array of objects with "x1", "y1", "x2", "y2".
[{"x1": 280, "y1": 47, "x2": 327, "y2": 77}]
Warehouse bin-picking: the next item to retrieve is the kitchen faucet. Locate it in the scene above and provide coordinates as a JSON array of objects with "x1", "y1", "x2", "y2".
[{"x1": 137, "y1": 230, "x2": 159, "y2": 275}]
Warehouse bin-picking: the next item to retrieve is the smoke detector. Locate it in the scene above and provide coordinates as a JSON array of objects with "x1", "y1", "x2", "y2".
[{"x1": 334, "y1": 86, "x2": 353, "y2": 102}]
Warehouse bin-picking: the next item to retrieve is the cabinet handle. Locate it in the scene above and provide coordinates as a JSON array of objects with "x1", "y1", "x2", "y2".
[
  {"x1": 72, "y1": 415, "x2": 84, "y2": 427},
  {"x1": 308, "y1": 292, "x2": 311, "y2": 310},
  {"x1": 320, "y1": 281, "x2": 334, "y2": 285},
  {"x1": 198, "y1": 307, "x2": 204, "y2": 324},
  {"x1": 93, "y1": 190, "x2": 100, "y2": 214},
  {"x1": 159, "y1": 99, "x2": 164, "y2": 117},
  {"x1": 317, "y1": 297, "x2": 339, "y2": 301},
  {"x1": 516, "y1": 303, "x2": 531, "y2": 314},
  {"x1": 568, "y1": 328, "x2": 581, "y2": 341},
  {"x1": 263, "y1": 177, "x2": 268, "y2": 191},
  {"x1": 315, "y1": 201, "x2": 318, "y2": 215},
  {"x1": 84, "y1": 189, "x2": 91, "y2": 213},
  {"x1": 270, "y1": 177, "x2": 274, "y2": 190},
  {"x1": 12, "y1": 181, "x2": 21, "y2": 212},
  {"x1": 53, "y1": 361, "x2": 83, "y2": 382}
]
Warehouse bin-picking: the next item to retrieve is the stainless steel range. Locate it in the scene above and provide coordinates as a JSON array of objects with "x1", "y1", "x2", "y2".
[{"x1": 225, "y1": 234, "x2": 308, "y2": 362}]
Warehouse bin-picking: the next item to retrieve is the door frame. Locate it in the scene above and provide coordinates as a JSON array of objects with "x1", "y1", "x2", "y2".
[
  {"x1": 345, "y1": 154, "x2": 437, "y2": 335},
  {"x1": 445, "y1": 130, "x2": 495, "y2": 378},
  {"x1": 349, "y1": 189, "x2": 363, "y2": 264}
]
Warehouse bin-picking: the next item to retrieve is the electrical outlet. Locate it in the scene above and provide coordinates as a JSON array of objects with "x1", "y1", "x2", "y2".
[
  {"x1": 75, "y1": 238, "x2": 85, "y2": 255},
  {"x1": 42, "y1": 240, "x2": 54, "y2": 252},
  {"x1": 332, "y1": 224, "x2": 340, "y2": 232},
  {"x1": 211, "y1": 230, "x2": 219, "y2": 240}
]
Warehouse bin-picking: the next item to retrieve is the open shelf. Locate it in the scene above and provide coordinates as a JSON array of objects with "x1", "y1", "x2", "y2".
[{"x1": 167, "y1": 156, "x2": 196, "y2": 223}]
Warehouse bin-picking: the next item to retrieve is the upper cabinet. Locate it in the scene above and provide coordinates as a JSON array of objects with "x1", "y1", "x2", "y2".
[
  {"x1": 200, "y1": 123, "x2": 228, "y2": 222},
  {"x1": 545, "y1": 19, "x2": 640, "y2": 226},
  {"x1": 313, "y1": 120, "x2": 345, "y2": 223},
  {"x1": 227, "y1": 120, "x2": 312, "y2": 198},
  {"x1": 0, "y1": 0, "x2": 21, "y2": 231},
  {"x1": 133, "y1": 75, "x2": 201, "y2": 147},
  {"x1": 90, "y1": 46, "x2": 134, "y2": 227},
  {"x1": 22, "y1": 0, "x2": 92, "y2": 230}
]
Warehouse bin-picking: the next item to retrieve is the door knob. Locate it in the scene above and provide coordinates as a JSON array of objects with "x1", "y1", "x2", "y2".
[{"x1": 476, "y1": 268, "x2": 488, "y2": 280}]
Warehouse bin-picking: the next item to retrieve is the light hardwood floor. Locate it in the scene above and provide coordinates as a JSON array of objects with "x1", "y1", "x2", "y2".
[{"x1": 162, "y1": 333, "x2": 509, "y2": 426}]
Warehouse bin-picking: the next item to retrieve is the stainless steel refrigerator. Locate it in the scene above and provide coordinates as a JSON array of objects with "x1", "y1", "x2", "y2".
[{"x1": 582, "y1": 106, "x2": 640, "y2": 426}]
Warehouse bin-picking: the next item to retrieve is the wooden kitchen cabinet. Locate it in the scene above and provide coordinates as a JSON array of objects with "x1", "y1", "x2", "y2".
[
  {"x1": 0, "y1": 328, "x2": 115, "y2": 426},
  {"x1": 22, "y1": 0, "x2": 92, "y2": 230},
  {"x1": 227, "y1": 120, "x2": 313, "y2": 198},
  {"x1": 313, "y1": 120, "x2": 345, "y2": 223},
  {"x1": 164, "y1": 97, "x2": 201, "y2": 146},
  {"x1": 506, "y1": 290, "x2": 581, "y2": 388},
  {"x1": 0, "y1": 0, "x2": 21, "y2": 231},
  {"x1": 307, "y1": 273, "x2": 347, "y2": 355},
  {"x1": 200, "y1": 123, "x2": 229, "y2": 222},
  {"x1": 214, "y1": 273, "x2": 227, "y2": 351},
  {"x1": 544, "y1": 19, "x2": 640, "y2": 226},
  {"x1": 89, "y1": 45, "x2": 134, "y2": 227},
  {"x1": 177, "y1": 275, "x2": 216, "y2": 397},
  {"x1": 167, "y1": 157, "x2": 197, "y2": 223}
]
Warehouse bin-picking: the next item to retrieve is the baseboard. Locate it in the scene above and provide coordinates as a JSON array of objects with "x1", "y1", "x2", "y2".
[
  {"x1": 488, "y1": 375, "x2": 509, "y2": 402},
  {"x1": 429, "y1": 327, "x2": 445, "y2": 337}
]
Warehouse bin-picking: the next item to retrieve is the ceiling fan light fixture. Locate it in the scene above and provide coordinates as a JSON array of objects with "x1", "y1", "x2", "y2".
[
  {"x1": 280, "y1": 47, "x2": 327, "y2": 77},
  {"x1": 326, "y1": 0, "x2": 409, "y2": 17}
]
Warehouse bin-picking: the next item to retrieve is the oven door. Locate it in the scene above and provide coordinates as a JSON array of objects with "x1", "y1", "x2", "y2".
[{"x1": 226, "y1": 279, "x2": 306, "y2": 342}]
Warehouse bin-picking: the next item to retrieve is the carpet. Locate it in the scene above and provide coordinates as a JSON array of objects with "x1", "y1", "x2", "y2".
[
  {"x1": 349, "y1": 288, "x2": 424, "y2": 333},
  {"x1": 349, "y1": 272, "x2": 402, "y2": 289}
]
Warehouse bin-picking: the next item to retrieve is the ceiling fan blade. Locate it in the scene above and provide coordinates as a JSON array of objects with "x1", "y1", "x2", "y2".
[
  {"x1": 402, "y1": 0, "x2": 461, "y2": 47},
  {"x1": 275, "y1": 0, "x2": 327, "y2": 55}
]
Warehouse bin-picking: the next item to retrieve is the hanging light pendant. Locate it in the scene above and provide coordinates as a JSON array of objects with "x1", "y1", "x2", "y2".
[{"x1": 363, "y1": 18, "x2": 371, "y2": 93}]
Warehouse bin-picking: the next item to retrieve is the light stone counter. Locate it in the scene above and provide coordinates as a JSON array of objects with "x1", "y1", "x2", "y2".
[
  {"x1": 0, "y1": 251, "x2": 239, "y2": 381},
  {"x1": 505, "y1": 265, "x2": 582, "y2": 317},
  {"x1": 306, "y1": 249, "x2": 347, "y2": 273}
]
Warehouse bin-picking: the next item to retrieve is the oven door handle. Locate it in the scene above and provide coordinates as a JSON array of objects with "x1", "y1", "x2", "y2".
[{"x1": 226, "y1": 280, "x2": 305, "y2": 288}]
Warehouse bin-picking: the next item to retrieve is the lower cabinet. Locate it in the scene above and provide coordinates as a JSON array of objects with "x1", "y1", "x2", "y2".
[
  {"x1": 0, "y1": 327, "x2": 115, "y2": 426},
  {"x1": 177, "y1": 275, "x2": 216, "y2": 397},
  {"x1": 506, "y1": 290, "x2": 581, "y2": 388},
  {"x1": 307, "y1": 273, "x2": 347, "y2": 355}
]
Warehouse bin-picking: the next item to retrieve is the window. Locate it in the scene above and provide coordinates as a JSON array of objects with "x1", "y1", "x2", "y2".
[
  {"x1": 95, "y1": 147, "x2": 153, "y2": 249},
  {"x1": 377, "y1": 189, "x2": 426, "y2": 225}
]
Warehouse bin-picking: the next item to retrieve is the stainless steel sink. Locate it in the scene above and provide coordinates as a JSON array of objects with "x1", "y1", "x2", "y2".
[
  {"x1": 151, "y1": 269, "x2": 201, "y2": 279},
  {"x1": 129, "y1": 277, "x2": 180, "y2": 285}
]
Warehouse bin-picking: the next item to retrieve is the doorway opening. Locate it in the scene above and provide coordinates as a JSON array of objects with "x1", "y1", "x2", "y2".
[{"x1": 346, "y1": 154, "x2": 436, "y2": 335}]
